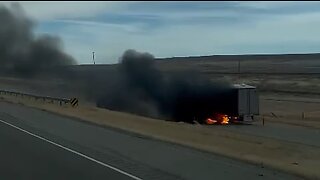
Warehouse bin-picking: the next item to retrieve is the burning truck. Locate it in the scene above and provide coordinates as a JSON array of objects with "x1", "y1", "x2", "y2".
[
  {"x1": 95, "y1": 50, "x2": 259, "y2": 125},
  {"x1": 205, "y1": 84, "x2": 259, "y2": 125}
]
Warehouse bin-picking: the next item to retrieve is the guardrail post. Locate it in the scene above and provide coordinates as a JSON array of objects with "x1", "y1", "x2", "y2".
[{"x1": 0, "y1": 89, "x2": 75, "y2": 108}]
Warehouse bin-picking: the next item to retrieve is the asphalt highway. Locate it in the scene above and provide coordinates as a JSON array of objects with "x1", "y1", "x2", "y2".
[
  {"x1": 0, "y1": 119, "x2": 135, "y2": 180},
  {"x1": 0, "y1": 101, "x2": 301, "y2": 180}
]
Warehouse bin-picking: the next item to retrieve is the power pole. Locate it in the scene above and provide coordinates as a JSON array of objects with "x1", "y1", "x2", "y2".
[
  {"x1": 238, "y1": 58, "x2": 241, "y2": 83},
  {"x1": 92, "y1": 52, "x2": 95, "y2": 65},
  {"x1": 238, "y1": 59, "x2": 240, "y2": 74}
]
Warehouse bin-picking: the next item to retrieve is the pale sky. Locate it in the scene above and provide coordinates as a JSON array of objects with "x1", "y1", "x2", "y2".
[{"x1": 2, "y1": 1, "x2": 320, "y2": 64}]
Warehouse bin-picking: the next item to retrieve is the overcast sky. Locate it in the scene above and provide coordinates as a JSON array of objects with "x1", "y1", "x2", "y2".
[{"x1": 1, "y1": 1, "x2": 320, "y2": 64}]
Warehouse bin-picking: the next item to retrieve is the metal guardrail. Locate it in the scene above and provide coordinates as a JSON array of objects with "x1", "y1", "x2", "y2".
[{"x1": 0, "y1": 89, "x2": 78, "y2": 107}]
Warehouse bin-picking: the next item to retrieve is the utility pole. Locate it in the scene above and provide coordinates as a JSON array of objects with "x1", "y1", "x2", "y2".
[
  {"x1": 238, "y1": 58, "x2": 241, "y2": 83},
  {"x1": 92, "y1": 52, "x2": 95, "y2": 65},
  {"x1": 238, "y1": 59, "x2": 240, "y2": 74}
]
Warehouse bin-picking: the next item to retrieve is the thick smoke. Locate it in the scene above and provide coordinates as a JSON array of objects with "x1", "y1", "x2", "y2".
[
  {"x1": 0, "y1": 3, "x2": 76, "y2": 77},
  {"x1": 97, "y1": 49, "x2": 237, "y2": 123}
]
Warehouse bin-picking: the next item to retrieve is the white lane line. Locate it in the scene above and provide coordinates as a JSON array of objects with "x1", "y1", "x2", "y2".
[{"x1": 0, "y1": 119, "x2": 143, "y2": 180}]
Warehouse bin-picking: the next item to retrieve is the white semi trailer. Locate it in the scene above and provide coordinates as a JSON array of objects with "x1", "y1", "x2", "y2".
[{"x1": 233, "y1": 84, "x2": 259, "y2": 121}]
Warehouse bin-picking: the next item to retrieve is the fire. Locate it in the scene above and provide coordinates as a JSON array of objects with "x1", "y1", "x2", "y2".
[
  {"x1": 205, "y1": 113, "x2": 230, "y2": 125},
  {"x1": 206, "y1": 118, "x2": 217, "y2": 125},
  {"x1": 221, "y1": 115, "x2": 229, "y2": 125}
]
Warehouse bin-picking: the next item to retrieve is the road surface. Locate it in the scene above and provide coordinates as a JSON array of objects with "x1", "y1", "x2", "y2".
[{"x1": 0, "y1": 101, "x2": 300, "y2": 180}]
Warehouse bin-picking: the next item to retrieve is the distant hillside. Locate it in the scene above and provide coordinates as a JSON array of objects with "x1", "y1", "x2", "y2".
[
  {"x1": 156, "y1": 53, "x2": 320, "y2": 62},
  {"x1": 48, "y1": 52, "x2": 320, "y2": 75},
  {"x1": 154, "y1": 53, "x2": 320, "y2": 74}
]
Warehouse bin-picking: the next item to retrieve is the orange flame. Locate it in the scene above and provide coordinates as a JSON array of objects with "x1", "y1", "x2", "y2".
[
  {"x1": 221, "y1": 115, "x2": 229, "y2": 124},
  {"x1": 205, "y1": 113, "x2": 230, "y2": 125},
  {"x1": 206, "y1": 118, "x2": 218, "y2": 125}
]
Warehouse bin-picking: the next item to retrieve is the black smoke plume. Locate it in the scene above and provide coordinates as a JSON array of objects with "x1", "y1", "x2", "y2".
[
  {"x1": 0, "y1": 3, "x2": 76, "y2": 78},
  {"x1": 96, "y1": 49, "x2": 237, "y2": 123}
]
